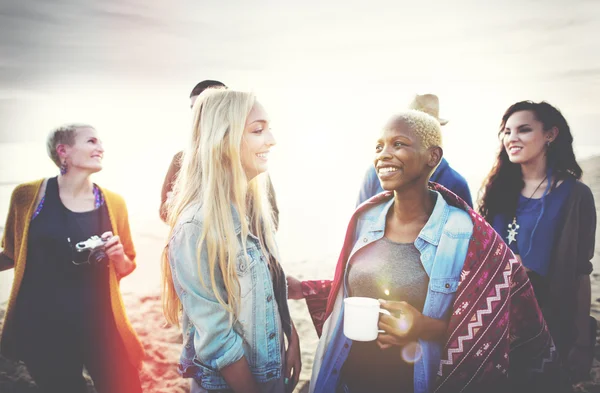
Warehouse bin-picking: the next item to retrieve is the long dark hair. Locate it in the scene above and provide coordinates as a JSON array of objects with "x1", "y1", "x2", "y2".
[{"x1": 478, "y1": 101, "x2": 582, "y2": 222}]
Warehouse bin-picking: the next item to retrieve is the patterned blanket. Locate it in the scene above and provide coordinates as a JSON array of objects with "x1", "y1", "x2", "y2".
[{"x1": 302, "y1": 184, "x2": 563, "y2": 392}]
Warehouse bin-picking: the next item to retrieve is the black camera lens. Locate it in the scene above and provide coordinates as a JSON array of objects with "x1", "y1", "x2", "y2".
[{"x1": 89, "y1": 248, "x2": 109, "y2": 266}]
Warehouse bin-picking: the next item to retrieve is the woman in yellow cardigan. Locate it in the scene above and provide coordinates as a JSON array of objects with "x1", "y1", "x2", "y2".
[{"x1": 0, "y1": 123, "x2": 144, "y2": 393}]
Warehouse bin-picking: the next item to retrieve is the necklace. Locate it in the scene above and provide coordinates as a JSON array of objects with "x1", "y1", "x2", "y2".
[{"x1": 506, "y1": 175, "x2": 548, "y2": 245}]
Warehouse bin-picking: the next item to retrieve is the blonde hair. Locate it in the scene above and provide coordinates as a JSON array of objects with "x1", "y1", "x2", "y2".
[
  {"x1": 162, "y1": 89, "x2": 279, "y2": 326},
  {"x1": 46, "y1": 123, "x2": 95, "y2": 167},
  {"x1": 391, "y1": 110, "x2": 442, "y2": 149}
]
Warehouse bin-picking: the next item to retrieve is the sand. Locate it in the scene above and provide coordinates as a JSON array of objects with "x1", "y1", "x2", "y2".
[{"x1": 1, "y1": 155, "x2": 600, "y2": 392}]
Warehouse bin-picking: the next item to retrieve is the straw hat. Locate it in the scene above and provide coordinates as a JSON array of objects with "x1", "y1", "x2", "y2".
[{"x1": 408, "y1": 94, "x2": 448, "y2": 126}]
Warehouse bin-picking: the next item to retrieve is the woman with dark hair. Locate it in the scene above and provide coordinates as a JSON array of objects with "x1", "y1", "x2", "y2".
[
  {"x1": 0, "y1": 123, "x2": 143, "y2": 392},
  {"x1": 479, "y1": 101, "x2": 596, "y2": 383},
  {"x1": 289, "y1": 110, "x2": 561, "y2": 393}
]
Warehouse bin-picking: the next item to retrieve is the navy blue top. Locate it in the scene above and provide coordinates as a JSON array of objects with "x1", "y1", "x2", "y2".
[
  {"x1": 15, "y1": 177, "x2": 114, "y2": 356},
  {"x1": 492, "y1": 176, "x2": 575, "y2": 277},
  {"x1": 356, "y1": 158, "x2": 473, "y2": 207}
]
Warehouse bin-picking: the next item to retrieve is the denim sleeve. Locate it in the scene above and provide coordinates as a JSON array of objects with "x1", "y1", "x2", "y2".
[
  {"x1": 169, "y1": 222, "x2": 245, "y2": 371},
  {"x1": 356, "y1": 165, "x2": 380, "y2": 207}
]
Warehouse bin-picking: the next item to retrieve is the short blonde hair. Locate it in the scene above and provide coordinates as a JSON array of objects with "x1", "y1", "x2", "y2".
[
  {"x1": 46, "y1": 123, "x2": 95, "y2": 167},
  {"x1": 389, "y1": 109, "x2": 442, "y2": 149}
]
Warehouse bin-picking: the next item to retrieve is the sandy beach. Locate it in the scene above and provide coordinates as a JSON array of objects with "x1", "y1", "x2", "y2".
[
  {"x1": 1, "y1": 0, "x2": 600, "y2": 391},
  {"x1": 1, "y1": 155, "x2": 599, "y2": 393}
]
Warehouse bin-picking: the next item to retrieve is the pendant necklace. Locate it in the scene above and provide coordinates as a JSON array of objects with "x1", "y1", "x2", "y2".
[{"x1": 506, "y1": 175, "x2": 548, "y2": 245}]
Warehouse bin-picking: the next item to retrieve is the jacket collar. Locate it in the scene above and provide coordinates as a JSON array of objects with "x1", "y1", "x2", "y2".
[{"x1": 368, "y1": 190, "x2": 449, "y2": 246}]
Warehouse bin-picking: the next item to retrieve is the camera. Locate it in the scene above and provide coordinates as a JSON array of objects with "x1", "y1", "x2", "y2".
[{"x1": 76, "y1": 235, "x2": 110, "y2": 266}]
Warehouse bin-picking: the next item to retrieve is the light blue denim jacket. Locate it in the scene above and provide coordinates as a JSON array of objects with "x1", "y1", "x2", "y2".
[
  {"x1": 168, "y1": 203, "x2": 285, "y2": 390},
  {"x1": 314, "y1": 191, "x2": 474, "y2": 393}
]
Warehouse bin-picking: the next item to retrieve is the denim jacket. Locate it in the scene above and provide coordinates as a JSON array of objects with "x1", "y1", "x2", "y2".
[
  {"x1": 168, "y1": 203, "x2": 287, "y2": 390},
  {"x1": 311, "y1": 191, "x2": 474, "y2": 393}
]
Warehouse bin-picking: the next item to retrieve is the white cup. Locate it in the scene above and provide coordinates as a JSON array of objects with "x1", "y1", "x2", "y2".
[{"x1": 343, "y1": 297, "x2": 391, "y2": 342}]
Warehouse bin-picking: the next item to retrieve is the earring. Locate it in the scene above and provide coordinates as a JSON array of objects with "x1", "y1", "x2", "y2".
[
  {"x1": 60, "y1": 160, "x2": 68, "y2": 175},
  {"x1": 546, "y1": 140, "x2": 551, "y2": 148}
]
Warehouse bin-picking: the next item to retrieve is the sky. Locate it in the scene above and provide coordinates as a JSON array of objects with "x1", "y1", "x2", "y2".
[{"x1": 0, "y1": 0, "x2": 599, "y2": 295}]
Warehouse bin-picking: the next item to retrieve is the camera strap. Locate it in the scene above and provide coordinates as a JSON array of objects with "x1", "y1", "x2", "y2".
[{"x1": 57, "y1": 182, "x2": 109, "y2": 266}]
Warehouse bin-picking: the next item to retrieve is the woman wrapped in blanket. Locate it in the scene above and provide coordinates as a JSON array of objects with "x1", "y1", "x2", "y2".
[
  {"x1": 479, "y1": 101, "x2": 596, "y2": 385},
  {"x1": 288, "y1": 110, "x2": 562, "y2": 393},
  {"x1": 162, "y1": 89, "x2": 301, "y2": 393}
]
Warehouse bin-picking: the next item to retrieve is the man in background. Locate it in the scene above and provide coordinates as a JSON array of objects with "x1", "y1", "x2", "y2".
[{"x1": 356, "y1": 93, "x2": 473, "y2": 207}]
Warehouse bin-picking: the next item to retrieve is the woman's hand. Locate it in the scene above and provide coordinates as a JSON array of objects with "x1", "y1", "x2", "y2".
[
  {"x1": 102, "y1": 231, "x2": 124, "y2": 264},
  {"x1": 376, "y1": 299, "x2": 447, "y2": 350},
  {"x1": 285, "y1": 323, "x2": 302, "y2": 391},
  {"x1": 287, "y1": 276, "x2": 304, "y2": 300},
  {"x1": 568, "y1": 345, "x2": 593, "y2": 383},
  {"x1": 376, "y1": 300, "x2": 422, "y2": 350},
  {"x1": 102, "y1": 231, "x2": 135, "y2": 277}
]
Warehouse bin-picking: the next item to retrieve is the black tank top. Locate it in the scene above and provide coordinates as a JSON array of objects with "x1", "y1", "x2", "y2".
[{"x1": 16, "y1": 177, "x2": 114, "y2": 351}]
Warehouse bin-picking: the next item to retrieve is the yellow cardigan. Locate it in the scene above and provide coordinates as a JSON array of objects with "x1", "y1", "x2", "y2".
[{"x1": 0, "y1": 179, "x2": 145, "y2": 369}]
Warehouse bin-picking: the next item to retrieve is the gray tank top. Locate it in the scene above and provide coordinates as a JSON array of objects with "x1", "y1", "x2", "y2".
[
  {"x1": 347, "y1": 236, "x2": 429, "y2": 310},
  {"x1": 341, "y1": 237, "x2": 429, "y2": 393}
]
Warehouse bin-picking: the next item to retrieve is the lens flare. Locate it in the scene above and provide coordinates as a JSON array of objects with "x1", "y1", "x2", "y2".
[
  {"x1": 396, "y1": 315, "x2": 412, "y2": 334},
  {"x1": 402, "y1": 342, "x2": 423, "y2": 364},
  {"x1": 384, "y1": 289, "x2": 390, "y2": 296}
]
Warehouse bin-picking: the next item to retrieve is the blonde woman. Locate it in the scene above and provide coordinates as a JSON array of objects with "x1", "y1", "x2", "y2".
[
  {"x1": 0, "y1": 124, "x2": 143, "y2": 392},
  {"x1": 162, "y1": 89, "x2": 301, "y2": 393}
]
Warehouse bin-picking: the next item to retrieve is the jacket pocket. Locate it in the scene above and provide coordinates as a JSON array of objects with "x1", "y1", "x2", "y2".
[
  {"x1": 427, "y1": 277, "x2": 460, "y2": 320},
  {"x1": 429, "y1": 278, "x2": 459, "y2": 294},
  {"x1": 192, "y1": 357, "x2": 229, "y2": 390}
]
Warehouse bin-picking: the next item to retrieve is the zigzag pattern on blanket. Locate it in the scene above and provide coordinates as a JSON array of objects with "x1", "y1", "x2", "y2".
[
  {"x1": 435, "y1": 246, "x2": 513, "y2": 393},
  {"x1": 532, "y1": 340, "x2": 557, "y2": 373},
  {"x1": 438, "y1": 252, "x2": 512, "y2": 376},
  {"x1": 434, "y1": 211, "x2": 558, "y2": 392}
]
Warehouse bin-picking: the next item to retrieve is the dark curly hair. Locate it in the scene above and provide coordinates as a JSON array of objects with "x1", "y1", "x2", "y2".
[{"x1": 478, "y1": 101, "x2": 582, "y2": 222}]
